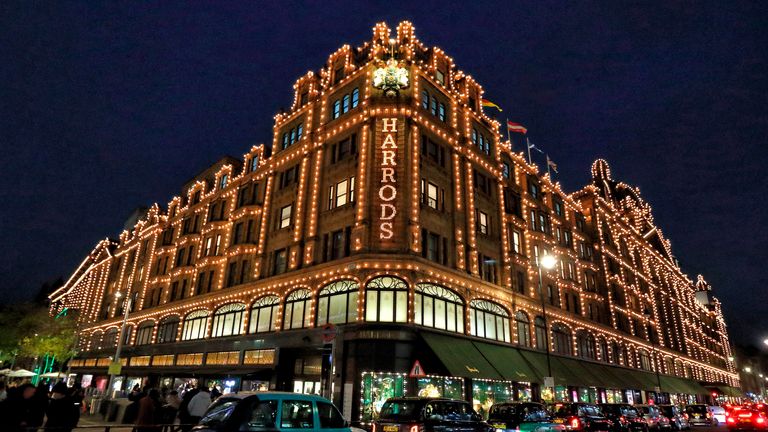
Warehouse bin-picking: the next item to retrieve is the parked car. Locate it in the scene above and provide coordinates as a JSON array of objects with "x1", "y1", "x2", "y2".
[
  {"x1": 684, "y1": 405, "x2": 714, "y2": 426},
  {"x1": 373, "y1": 397, "x2": 491, "y2": 432},
  {"x1": 726, "y1": 407, "x2": 768, "y2": 430},
  {"x1": 192, "y1": 391, "x2": 351, "y2": 432},
  {"x1": 635, "y1": 405, "x2": 666, "y2": 431},
  {"x1": 657, "y1": 405, "x2": 689, "y2": 431},
  {"x1": 488, "y1": 402, "x2": 565, "y2": 432},
  {"x1": 599, "y1": 404, "x2": 648, "y2": 432},
  {"x1": 710, "y1": 406, "x2": 727, "y2": 425},
  {"x1": 549, "y1": 403, "x2": 613, "y2": 432}
]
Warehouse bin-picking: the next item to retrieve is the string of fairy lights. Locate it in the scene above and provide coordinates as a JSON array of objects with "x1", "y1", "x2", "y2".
[{"x1": 50, "y1": 21, "x2": 737, "y2": 387}]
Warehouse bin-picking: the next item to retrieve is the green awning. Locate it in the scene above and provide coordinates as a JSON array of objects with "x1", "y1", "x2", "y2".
[
  {"x1": 718, "y1": 386, "x2": 745, "y2": 397},
  {"x1": 586, "y1": 364, "x2": 632, "y2": 389},
  {"x1": 472, "y1": 341, "x2": 539, "y2": 383},
  {"x1": 421, "y1": 332, "x2": 503, "y2": 380},
  {"x1": 518, "y1": 350, "x2": 568, "y2": 386},
  {"x1": 558, "y1": 357, "x2": 605, "y2": 387},
  {"x1": 681, "y1": 379, "x2": 711, "y2": 395},
  {"x1": 659, "y1": 376, "x2": 688, "y2": 394}
]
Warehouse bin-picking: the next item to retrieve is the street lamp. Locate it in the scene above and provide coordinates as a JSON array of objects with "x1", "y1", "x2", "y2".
[
  {"x1": 535, "y1": 251, "x2": 557, "y2": 398},
  {"x1": 644, "y1": 308, "x2": 663, "y2": 402},
  {"x1": 105, "y1": 291, "x2": 132, "y2": 399}
]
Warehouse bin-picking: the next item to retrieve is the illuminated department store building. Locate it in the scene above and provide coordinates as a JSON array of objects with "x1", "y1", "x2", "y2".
[{"x1": 51, "y1": 21, "x2": 740, "y2": 423}]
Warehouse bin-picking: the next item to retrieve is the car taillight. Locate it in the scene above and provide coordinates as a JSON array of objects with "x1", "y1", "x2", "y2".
[
  {"x1": 757, "y1": 417, "x2": 766, "y2": 425},
  {"x1": 569, "y1": 416, "x2": 581, "y2": 429},
  {"x1": 683, "y1": 413, "x2": 689, "y2": 420},
  {"x1": 410, "y1": 425, "x2": 422, "y2": 432},
  {"x1": 620, "y1": 415, "x2": 627, "y2": 424},
  {"x1": 727, "y1": 417, "x2": 736, "y2": 424}
]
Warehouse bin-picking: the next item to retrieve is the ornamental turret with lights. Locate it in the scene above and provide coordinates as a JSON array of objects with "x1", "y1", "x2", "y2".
[{"x1": 50, "y1": 22, "x2": 739, "y2": 411}]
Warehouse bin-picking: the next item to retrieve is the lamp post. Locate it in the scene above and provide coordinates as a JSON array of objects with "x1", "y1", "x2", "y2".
[
  {"x1": 536, "y1": 252, "x2": 558, "y2": 399},
  {"x1": 105, "y1": 291, "x2": 131, "y2": 399},
  {"x1": 644, "y1": 308, "x2": 663, "y2": 403}
]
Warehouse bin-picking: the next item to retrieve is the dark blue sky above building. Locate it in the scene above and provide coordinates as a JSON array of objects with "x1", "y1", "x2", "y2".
[{"x1": 1, "y1": 1, "x2": 766, "y2": 344}]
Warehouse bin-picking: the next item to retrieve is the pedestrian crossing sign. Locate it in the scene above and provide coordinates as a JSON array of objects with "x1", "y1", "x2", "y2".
[{"x1": 409, "y1": 360, "x2": 425, "y2": 377}]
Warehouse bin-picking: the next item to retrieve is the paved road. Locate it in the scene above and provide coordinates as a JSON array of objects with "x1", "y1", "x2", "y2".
[{"x1": 690, "y1": 425, "x2": 728, "y2": 432}]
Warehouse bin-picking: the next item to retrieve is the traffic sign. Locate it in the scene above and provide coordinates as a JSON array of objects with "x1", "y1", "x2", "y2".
[
  {"x1": 409, "y1": 360, "x2": 426, "y2": 377},
  {"x1": 108, "y1": 361, "x2": 122, "y2": 375},
  {"x1": 321, "y1": 323, "x2": 337, "y2": 343}
]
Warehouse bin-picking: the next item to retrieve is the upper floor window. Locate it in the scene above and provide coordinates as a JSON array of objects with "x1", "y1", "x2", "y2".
[
  {"x1": 249, "y1": 296, "x2": 279, "y2": 334},
  {"x1": 248, "y1": 155, "x2": 259, "y2": 173},
  {"x1": 420, "y1": 179, "x2": 444, "y2": 210},
  {"x1": 211, "y1": 303, "x2": 246, "y2": 338},
  {"x1": 576, "y1": 331, "x2": 596, "y2": 360},
  {"x1": 283, "y1": 289, "x2": 312, "y2": 330},
  {"x1": 421, "y1": 135, "x2": 446, "y2": 167},
  {"x1": 477, "y1": 210, "x2": 489, "y2": 235},
  {"x1": 472, "y1": 128, "x2": 491, "y2": 154},
  {"x1": 534, "y1": 316, "x2": 547, "y2": 350},
  {"x1": 316, "y1": 280, "x2": 359, "y2": 326},
  {"x1": 511, "y1": 230, "x2": 522, "y2": 254},
  {"x1": 279, "y1": 165, "x2": 299, "y2": 189},
  {"x1": 528, "y1": 178, "x2": 540, "y2": 199},
  {"x1": 281, "y1": 123, "x2": 303, "y2": 150},
  {"x1": 502, "y1": 162, "x2": 510, "y2": 179},
  {"x1": 473, "y1": 170, "x2": 492, "y2": 195},
  {"x1": 219, "y1": 174, "x2": 228, "y2": 190},
  {"x1": 438, "y1": 103, "x2": 446, "y2": 122},
  {"x1": 329, "y1": 177, "x2": 356, "y2": 209},
  {"x1": 421, "y1": 90, "x2": 429, "y2": 109},
  {"x1": 300, "y1": 91, "x2": 309, "y2": 106},
  {"x1": 330, "y1": 134, "x2": 357, "y2": 163},
  {"x1": 469, "y1": 299, "x2": 510, "y2": 342},
  {"x1": 279, "y1": 205, "x2": 292, "y2": 229},
  {"x1": 365, "y1": 276, "x2": 408, "y2": 323},
  {"x1": 435, "y1": 70, "x2": 445, "y2": 85},
  {"x1": 414, "y1": 283, "x2": 464, "y2": 333},
  {"x1": 273, "y1": 249, "x2": 288, "y2": 275},
  {"x1": 331, "y1": 87, "x2": 360, "y2": 120},
  {"x1": 135, "y1": 321, "x2": 154, "y2": 346},
  {"x1": 553, "y1": 198, "x2": 563, "y2": 216},
  {"x1": 422, "y1": 90, "x2": 448, "y2": 123}
]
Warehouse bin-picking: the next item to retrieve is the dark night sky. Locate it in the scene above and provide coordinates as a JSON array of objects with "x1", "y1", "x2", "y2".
[{"x1": 1, "y1": 1, "x2": 767, "y2": 345}]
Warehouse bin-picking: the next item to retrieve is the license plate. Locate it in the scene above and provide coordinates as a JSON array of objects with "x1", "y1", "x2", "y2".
[
  {"x1": 493, "y1": 424, "x2": 506, "y2": 429},
  {"x1": 384, "y1": 426, "x2": 399, "y2": 432},
  {"x1": 554, "y1": 419, "x2": 564, "y2": 424}
]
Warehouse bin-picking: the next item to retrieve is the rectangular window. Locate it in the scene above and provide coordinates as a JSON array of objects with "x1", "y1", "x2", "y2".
[
  {"x1": 300, "y1": 91, "x2": 308, "y2": 106},
  {"x1": 427, "y1": 233, "x2": 440, "y2": 262},
  {"x1": 214, "y1": 234, "x2": 221, "y2": 255},
  {"x1": 342, "y1": 94, "x2": 350, "y2": 113},
  {"x1": 438, "y1": 103, "x2": 446, "y2": 122},
  {"x1": 529, "y1": 209, "x2": 537, "y2": 230},
  {"x1": 280, "y1": 205, "x2": 292, "y2": 229},
  {"x1": 273, "y1": 249, "x2": 287, "y2": 275},
  {"x1": 332, "y1": 100, "x2": 341, "y2": 119},
  {"x1": 330, "y1": 230, "x2": 344, "y2": 260},
  {"x1": 431, "y1": 96, "x2": 438, "y2": 115},
  {"x1": 227, "y1": 262, "x2": 237, "y2": 287},
  {"x1": 502, "y1": 162, "x2": 510, "y2": 178},
  {"x1": 426, "y1": 182, "x2": 438, "y2": 209},
  {"x1": 232, "y1": 222, "x2": 243, "y2": 245},
  {"x1": 512, "y1": 230, "x2": 521, "y2": 254},
  {"x1": 478, "y1": 211, "x2": 489, "y2": 235},
  {"x1": 436, "y1": 70, "x2": 445, "y2": 84}
]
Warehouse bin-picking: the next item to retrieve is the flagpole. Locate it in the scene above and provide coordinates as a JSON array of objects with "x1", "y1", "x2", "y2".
[
  {"x1": 506, "y1": 118, "x2": 512, "y2": 151},
  {"x1": 546, "y1": 154, "x2": 551, "y2": 177},
  {"x1": 526, "y1": 137, "x2": 532, "y2": 165}
]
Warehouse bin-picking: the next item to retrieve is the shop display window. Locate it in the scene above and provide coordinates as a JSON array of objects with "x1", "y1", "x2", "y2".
[
  {"x1": 360, "y1": 372, "x2": 407, "y2": 423},
  {"x1": 472, "y1": 380, "x2": 514, "y2": 419},
  {"x1": 417, "y1": 375, "x2": 463, "y2": 400}
]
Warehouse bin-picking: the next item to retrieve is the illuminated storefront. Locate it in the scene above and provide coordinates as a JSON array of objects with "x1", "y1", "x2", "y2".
[{"x1": 53, "y1": 20, "x2": 737, "y2": 424}]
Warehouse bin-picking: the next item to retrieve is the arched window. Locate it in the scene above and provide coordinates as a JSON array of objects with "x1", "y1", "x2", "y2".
[
  {"x1": 598, "y1": 337, "x2": 608, "y2": 362},
  {"x1": 89, "y1": 332, "x2": 103, "y2": 350},
  {"x1": 414, "y1": 283, "x2": 464, "y2": 333},
  {"x1": 182, "y1": 310, "x2": 210, "y2": 341},
  {"x1": 610, "y1": 341, "x2": 620, "y2": 364},
  {"x1": 469, "y1": 300, "x2": 510, "y2": 342},
  {"x1": 317, "y1": 280, "x2": 359, "y2": 325},
  {"x1": 284, "y1": 289, "x2": 311, "y2": 330},
  {"x1": 664, "y1": 357, "x2": 675, "y2": 374},
  {"x1": 576, "y1": 330, "x2": 596, "y2": 359},
  {"x1": 552, "y1": 323, "x2": 572, "y2": 355},
  {"x1": 121, "y1": 325, "x2": 133, "y2": 346},
  {"x1": 365, "y1": 276, "x2": 408, "y2": 323},
  {"x1": 534, "y1": 317, "x2": 547, "y2": 350},
  {"x1": 211, "y1": 303, "x2": 246, "y2": 337},
  {"x1": 103, "y1": 328, "x2": 118, "y2": 349},
  {"x1": 638, "y1": 350, "x2": 651, "y2": 370},
  {"x1": 157, "y1": 316, "x2": 179, "y2": 344},
  {"x1": 135, "y1": 321, "x2": 155, "y2": 345},
  {"x1": 249, "y1": 296, "x2": 279, "y2": 333},
  {"x1": 515, "y1": 311, "x2": 531, "y2": 347}
]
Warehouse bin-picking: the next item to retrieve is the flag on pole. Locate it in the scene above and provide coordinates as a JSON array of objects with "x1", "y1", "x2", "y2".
[
  {"x1": 547, "y1": 155, "x2": 559, "y2": 174},
  {"x1": 481, "y1": 98, "x2": 503, "y2": 111},
  {"x1": 507, "y1": 121, "x2": 528, "y2": 134},
  {"x1": 528, "y1": 141, "x2": 543, "y2": 154}
]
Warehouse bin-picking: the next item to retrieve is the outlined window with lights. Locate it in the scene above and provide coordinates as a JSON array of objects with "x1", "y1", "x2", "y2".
[
  {"x1": 515, "y1": 311, "x2": 532, "y2": 347},
  {"x1": 365, "y1": 276, "x2": 408, "y2": 323},
  {"x1": 249, "y1": 295, "x2": 279, "y2": 334},
  {"x1": 157, "y1": 316, "x2": 180, "y2": 344},
  {"x1": 414, "y1": 283, "x2": 464, "y2": 333},
  {"x1": 420, "y1": 180, "x2": 441, "y2": 210},
  {"x1": 469, "y1": 299, "x2": 510, "y2": 342},
  {"x1": 283, "y1": 289, "x2": 312, "y2": 330},
  {"x1": 211, "y1": 303, "x2": 246, "y2": 338},
  {"x1": 316, "y1": 280, "x2": 359, "y2": 326},
  {"x1": 181, "y1": 310, "x2": 210, "y2": 341},
  {"x1": 135, "y1": 321, "x2": 154, "y2": 345}
]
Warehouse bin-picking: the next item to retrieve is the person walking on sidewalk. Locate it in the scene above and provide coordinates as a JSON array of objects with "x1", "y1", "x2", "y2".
[
  {"x1": 186, "y1": 385, "x2": 211, "y2": 425},
  {"x1": 135, "y1": 388, "x2": 163, "y2": 432}
]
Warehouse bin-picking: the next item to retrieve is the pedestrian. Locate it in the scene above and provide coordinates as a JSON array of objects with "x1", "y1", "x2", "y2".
[
  {"x1": 186, "y1": 385, "x2": 211, "y2": 425},
  {"x1": 210, "y1": 386, "x2": 222, "y2": 401},
  {"x1": 178, "y1": 385, "x2": 200, "y2": 432},
  {"x1": 70, "y1": 382, "x2": 85, "y2": 426},
  {"x1": 0, "y1": 381, "x2": 7, "y2": 402},
  {"x1": 6, "y1": 383, "x2": 43, "y2": 432},
  {"x1": 163, "y1": 389, "x2": 181, "y2": 423},
  {"x1": 124, "y1": 384, "x2": 146, "y2": 424},
  {"x1": 46, "y1": 382, "x2": 77, "y2": 432},
  {"x1": 135, "y1": 388, "x2": 163, "y2": 432}
]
